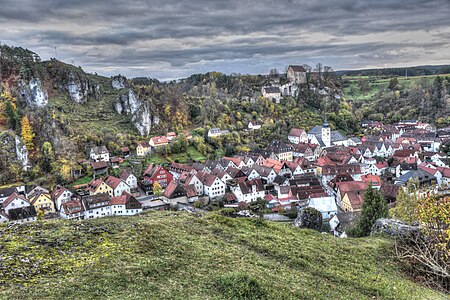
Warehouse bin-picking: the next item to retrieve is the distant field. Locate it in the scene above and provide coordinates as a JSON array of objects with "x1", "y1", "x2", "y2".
[{"x1": 342, "y1": 73, "x2": 450, "y2": 101}]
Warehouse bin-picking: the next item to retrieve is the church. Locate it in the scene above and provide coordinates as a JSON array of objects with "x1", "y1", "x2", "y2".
[{"x1": 307, "y1": 116, "x2": 349, "y2": 148}]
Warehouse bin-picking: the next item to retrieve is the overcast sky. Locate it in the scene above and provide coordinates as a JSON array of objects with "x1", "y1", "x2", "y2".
[{"x1": 1, "y1": 0, "x2": 450, "y2": 80}]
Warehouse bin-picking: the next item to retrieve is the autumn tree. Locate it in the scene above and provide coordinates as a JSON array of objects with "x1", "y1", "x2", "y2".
[
  {"x1": 21, "y1": 116, "x2": 35, "y2": 151},
  {"x1": 40, "y1": 141, "x2": 54, "y2": 173},
  {"x1": 390, "y1": 180, "x2": 419, "y2": 223},
  {"x1": 152, "y1": 181, "x2": 163, "y2": 196},
  {"x1": 396, "y1": 195, "x2": 450, "y2": 291}
]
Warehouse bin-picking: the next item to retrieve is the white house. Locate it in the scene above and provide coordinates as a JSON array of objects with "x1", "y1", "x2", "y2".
[
  {"x1": 90, "y1": 146, "x2": 110, "y2": 162},
  {"x1": 248, "y1": 121, "x2": 261, "y2": 130},
  {"x1": 82, "y1": 194, "x2": 112, "y2": 219},
  {"x1": 182, "y1": 174, "x2": 204, "y2": 195},
  {"x1": 197, "y1": 172, "x2": 226, "y2": 199},
  {"x1": 119, "y1": 169, "x2": 138, "y2": 189},
  {"x1": 110, "y1": 192, "x2": 143, "y2": 216},
  {"x1": 208, "y1": 128, "x2": 230, "y2": 138},
  {"x1": 231, "y1": 179, "x2": 265, "y2": 203},
  {"x1": 288, "y1": 128, "x2": 308, "y2": 144},
  {"x1": 2, "y1": 193, "x2": 30, "y2": 214},
  {"x1": 105, "y1": 176, "x2": 131, "y2": 197},
  {"x1": 51, "y1": 186, "x2": 73, "y2": 211},
  {"x1": 261, "y1": 86, "x2": 281, "y2": 103},
  {"x1": 60, "y1": 199, "x2": 85, "y2": 220}
]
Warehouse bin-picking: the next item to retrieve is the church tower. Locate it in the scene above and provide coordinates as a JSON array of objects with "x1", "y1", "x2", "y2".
[{"x1": 322, "y1": 114, "x2": 331, "y2": 147}]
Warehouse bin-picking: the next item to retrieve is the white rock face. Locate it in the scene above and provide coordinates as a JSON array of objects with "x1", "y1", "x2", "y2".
[
  {"x1": 112, "y1": 76, "x2": 126, "y2": 90},
  {"x1": 15, "y1": 135, "x2": 29, "y2": 169},
  {"x1": 133, "y1": 104, "x2": 151, "y2": 136},
  {"x1": 116, "y1": 89, "x2": 151, "y2": 136},
  {"x1": 67, "y1": 80, "x2": 84, "y2": 103},
  {"x1": 22, "y1": 78, "x2": 48, "y2": 107}
]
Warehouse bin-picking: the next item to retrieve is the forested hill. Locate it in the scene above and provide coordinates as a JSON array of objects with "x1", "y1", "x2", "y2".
[
  {"x1": 338, "y1": 64, "x2": 450, "y2": 77},
  {"x1": 1, "y1": 43, "x2": 449, "y2": 187},
  {"x1": 0, "y1": 44, "x2": 355, "y2": 185}
]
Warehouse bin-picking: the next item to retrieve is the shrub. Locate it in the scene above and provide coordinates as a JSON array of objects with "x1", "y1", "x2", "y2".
[
  {"x1": 396, "y1": 195, "x2": 450, "y2": 292},
  {"x1": 212, "y1": 273, "x2": 268, "y2": 299}
]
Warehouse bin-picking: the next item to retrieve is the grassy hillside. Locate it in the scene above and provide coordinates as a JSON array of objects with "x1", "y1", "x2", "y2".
[
  {"x1": 342, "y1": 74, "x2": 450, "y2": 101},
  {"x1": 0, "y1": 211, "x2": 445, "y2": 299}
]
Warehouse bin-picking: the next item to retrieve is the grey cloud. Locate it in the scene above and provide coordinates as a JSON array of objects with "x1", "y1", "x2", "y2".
[{"x1": 1, "y1": 0, "x2": 449, "y2": 79}]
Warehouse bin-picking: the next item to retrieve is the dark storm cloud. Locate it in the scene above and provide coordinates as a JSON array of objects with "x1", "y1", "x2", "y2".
[{"x1": 1, "y1": 0, "x2": 450, "y2": 79}]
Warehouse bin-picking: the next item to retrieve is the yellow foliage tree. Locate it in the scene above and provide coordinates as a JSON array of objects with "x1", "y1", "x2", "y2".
[
  {"x1": 152, "y1": 181, "x2": 163, "y2": 196},
  {"x1": 21, "y1": 116, "x2": 35, "y2": 151}
]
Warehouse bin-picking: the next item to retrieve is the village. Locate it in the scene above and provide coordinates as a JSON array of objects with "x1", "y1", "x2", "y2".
[{"x1": 1, "y1": 99, "x2": 449, "y2": 237}]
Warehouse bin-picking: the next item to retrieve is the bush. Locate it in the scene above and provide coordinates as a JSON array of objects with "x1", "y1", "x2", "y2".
[
  {"x1": 193, "y1": 201, "x2": 203, "y2": 209},
  {"x1": 396, "y1": 195, "x2": 450, "y2": 292},
  {"x1": 212, "y1": 273, "x2": 268, "y2": 299}
]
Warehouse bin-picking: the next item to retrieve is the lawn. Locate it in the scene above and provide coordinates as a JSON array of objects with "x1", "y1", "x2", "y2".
[
  {"x1": 145, "y1": 154, "x2": 169, "y2": 165},
  {"x1": 0, "y1": 211, "x2": 446, "y2": 299},
  {"x1": 187, "y1": 145, "x2": 207, "y2": 162},
  {"x1": 70, "y1": 175, "x2": 93, "y2": 187},
  {"x1": 166, "y1": 152, "x2": 190, "y2": 163}
]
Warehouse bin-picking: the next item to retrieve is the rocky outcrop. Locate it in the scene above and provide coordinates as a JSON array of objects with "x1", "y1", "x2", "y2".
[
  {"x1": 14, "y1": 135, "x2": 29, "y2": 169},
  {"x1": 20, "y1": 78, "x2": 48, "y2": 107},
  {"x1": 371, "y1": 218, "x2": 420, "y2": 237},
  {"x1": 0, "y1": 131, "x2": 29, "y2": 170},
  {"x1": 112, "y1": 75, "x2": 126, "y2": 90},
  {"x1": 293, "y1": 207, "x2": 322, "y2": 231},
  {"x1": 66, "y1": 73, "x2": 100, "y2": 103},
  {"x1": 115, "y1": 89, "x2": 151, "y2": 136}
]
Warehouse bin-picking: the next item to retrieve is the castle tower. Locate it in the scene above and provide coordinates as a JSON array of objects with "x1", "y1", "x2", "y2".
[{"x1": 322, "y1": 114, "x2": 331, "y2": 147}]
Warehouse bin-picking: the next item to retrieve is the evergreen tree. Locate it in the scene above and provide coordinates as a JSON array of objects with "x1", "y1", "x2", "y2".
[
  {"x1": 353, "y1": 186, "x2": 388, "y2": 237},
  {"x1": 20, "y1": 116, "x2": 35, "y2": 151},
  {"x1": 5, "y1": 101, "x2": 19, "y2": 131}
]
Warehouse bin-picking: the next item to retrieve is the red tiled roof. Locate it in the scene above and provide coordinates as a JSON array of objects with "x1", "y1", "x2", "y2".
[
  {"x1": 91, "y1": 161, "x2": 108, "y2": 170},
  {"x1": 336, "y1": 181, "x2": 367, "y2": 194},
  {"x1": 51, "y1": 186, "x2": 68, "y2": 200},
  {"x1": 361, "y1": 174, "x2": 381, "y2": 187},
  {"x1": 347, "y1": 191, "x2": 364, "y2": 210},
  {"x1": 3, "y1": 192, "x2": 29, "y2": 208},
  {"x1": 110, "y1": 195, "x2": 127, "y2": 205},
  {"x1": 289, "y1": 128, "x2": 306, "y2": 138},
  {"x1": 150, "y1": 136, "x2": 168, "y2": 145},
  {"x1": 62, "y1": 199, "x2": 84, "y2": 214},
  {"x1": 105, "y1": 176, "x2": 123, "y2": 189}
]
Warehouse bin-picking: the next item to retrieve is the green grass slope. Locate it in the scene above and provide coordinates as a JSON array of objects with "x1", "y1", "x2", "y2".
[{"x1": 0, "y1": 211, "x2": 445, "y2": 299}]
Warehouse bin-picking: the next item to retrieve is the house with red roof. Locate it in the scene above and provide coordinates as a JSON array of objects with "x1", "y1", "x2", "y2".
[
  {"x1": 119, "y1": 169, "x2": 138, "y2": 189},
  {"x1": 336, "y1": 181, "x2": 368, "y2": 212},
  {"x1": 105, "y1": 176, "x2": 131, "y2": 197},
  {"x1": 2, "y1": 193, "x2": 30, "y2": 215},
  {"x1": 51, "y1": 186, "x2": 73, "y2": 211},
  {"x1": 361, "y1": 174, "x2": 381, "y2": 189},
  {"x1": 288, "y1": 128, "x2": 308, "y2": 144},
  {"x1": 110, "y1": 192, "x2": 142, "y2": 215},
  {"x1": 196, "y1": 171, "x2": 226, "y2": 199},
  {"x1": 369, "y1": 161, "x2": 388, "y2": 176},
  {"x1": 149, "y1": 136, "x2": 169, "y2": 148},
  {"x1": 231, "y1": 178, "x2": 265, "y2": 203},
  {"x1": 142, "y1": 164, "x2": 173, "y2": 190},
  {"x1": 60, "y1": 199, "x2": 85, "y2": 220}
]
